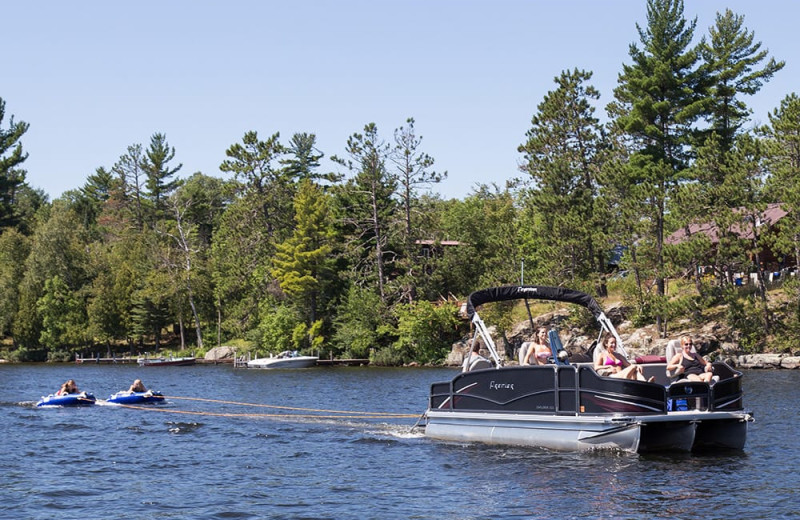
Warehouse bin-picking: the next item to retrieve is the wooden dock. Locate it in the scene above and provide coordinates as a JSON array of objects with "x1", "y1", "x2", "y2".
[
  {"x1": 75, "y1": 354, "x2": 139, "y2": 364},
  {"x1": 315, "y1": 358, "x2": 369, "y2": 366}
]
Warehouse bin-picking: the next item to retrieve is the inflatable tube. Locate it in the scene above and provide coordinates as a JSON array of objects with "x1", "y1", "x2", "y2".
[
  {"x1": 107, "y1": 390, "x2": 165, "y2": 404},
  {"x1": 37, "y1": 392, "x2": 96, "y2": 407}
]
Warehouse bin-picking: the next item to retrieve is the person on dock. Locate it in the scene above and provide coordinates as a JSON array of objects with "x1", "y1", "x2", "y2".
[
  {"x1": 127, "y1": 379, "x2": 147, "y2": 393},
  {"x1": 56, "y1": 379, "x2": 79, "y2": 395}
]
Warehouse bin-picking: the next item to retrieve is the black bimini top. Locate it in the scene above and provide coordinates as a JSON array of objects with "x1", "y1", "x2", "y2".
[{"x1": 466, "y1": 285, "x2": 604, "y2": 321}]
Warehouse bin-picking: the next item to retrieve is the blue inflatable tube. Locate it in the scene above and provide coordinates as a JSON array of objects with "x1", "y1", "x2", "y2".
[
  {"x1": 107, "y1": 391, "x2": 165, "y2": 404},
  {"x1": 37, "y1": 392, "x2": 97, "y2": 407}
]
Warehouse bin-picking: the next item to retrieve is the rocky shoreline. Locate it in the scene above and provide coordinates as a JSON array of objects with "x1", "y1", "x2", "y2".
[{"x1": 445, "y1": 304, "x2": 799, "y2": 369}]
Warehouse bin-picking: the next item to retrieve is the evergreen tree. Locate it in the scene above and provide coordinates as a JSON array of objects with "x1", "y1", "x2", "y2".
[
  {"x1": 699, "y1": 9, "x2": 784, "y2": 151},
  {"x1": 220, "y1": 131, "x2": 293, "y2": 242},
  {"x1": 272, "y1": 180, "x2": 335, "y2": 328},
  {"x1": 391, "y1": 118, "x2": 446, "y2": 240},
  {"x1": 141, "y1": 133, "x2": 182, "y2": 220},
  {"x1": 764, "y1": 94, "x2": 800, "y2": 271},
  {"x1": 519, "y1": 69, "x2": 607, "y2": 292},
  {"x1": 0, "y1": 229, "x2": 30, "y2": 341},
  {"x1": 0, "y1": 97, "x2": 30, "y2": 230},
  {"x1": 332, "y1": 123, "x2": 396, "y2": 302},
  {"x1": 608, "y1": 0, "x2": 703, "y2": 333},
  {"x1": 390, "y1": 118, "x2": 446, "y2": 302},
  {"x1": 111, "y1": 144, "x2": 148, "y2": 230},
  {"x1": 281, "y1": 133, "x2": 327, "y2": 183}
]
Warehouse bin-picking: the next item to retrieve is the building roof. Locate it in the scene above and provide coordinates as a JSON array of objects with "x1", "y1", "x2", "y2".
[{"x1": 666, "y1": 203, "x2": 788, "y2": 245}]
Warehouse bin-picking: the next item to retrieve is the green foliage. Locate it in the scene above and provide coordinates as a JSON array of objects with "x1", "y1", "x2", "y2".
[
  {"x1": 141, "y1": 133, "x2": 182, "y2": 217},
  {"x1": 37, "y1": 275, "x2": 89, "y2": 348},
  {"x1": 331, "y1": 286, "x2": 388, "y2": 359},
  {"x1": 370, "y1": 346, "x2": 406, "y2": 366},
  {"x1": 0, "y1": 229, "x2": 30, "y2": 337},
  {"x1": 724, "y1": 289, "x2": 765, "y2": 352},
  {"x1": 257, "y1": 301, "x2": 299, "y2": 353},
  {"x1": 519, "y1": 69, "x2": 607, "y2": 286},
  {"x1": 699, "y1": 9, "x2": 785, "y2": 150},
  {"x1": 272, "y1": 180, "x2": 334, "y2": 322},
  {"x1": 332, "y1": 123, "x2": 397, "y2": 302},
  {"x1": 0, "y1": 97, "x2": 30, "y2": 230},
  {"x1": 391, "y1": 300, "x2": 463, "y2": 364},
  {"x1": 0, "y1": 9, "x2": 795, "y2": 360}
]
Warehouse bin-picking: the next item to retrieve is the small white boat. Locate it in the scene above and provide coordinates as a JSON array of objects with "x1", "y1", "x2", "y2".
[{"x1": 247, "y1": 351, "x2": 318, "y2": 369}]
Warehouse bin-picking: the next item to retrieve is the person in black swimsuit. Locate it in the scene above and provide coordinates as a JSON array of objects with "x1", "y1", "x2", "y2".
[{"x1": 667, "y1": 336, "x2": 713, "y2": 382}]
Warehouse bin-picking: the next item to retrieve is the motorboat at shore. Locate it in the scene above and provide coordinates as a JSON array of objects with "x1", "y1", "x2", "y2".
[
  {"x1": 138, "y1": 356, "x2": 196, "y2": 367},
  {"x1": 107, "y1": 390, "x2": 166, "y2": 404},
  {"x1": 247, "y1": 351, "x2": 318, "y2": 369},
  {"x1": 423, "y1": 285, "x2": 752, "y2": 453},
  {"x1": 37, "y1": 392, "x2": 97, "y2": 407}
]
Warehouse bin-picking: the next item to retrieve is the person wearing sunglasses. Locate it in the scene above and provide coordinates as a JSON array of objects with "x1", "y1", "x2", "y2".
[{"x1": 667, "y1": 336, "x2": 714, "y2": 382}]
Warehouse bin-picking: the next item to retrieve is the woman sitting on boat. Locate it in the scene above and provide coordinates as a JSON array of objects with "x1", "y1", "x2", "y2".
[
  {"x1": 523, "y1": 327, "x2": 552, "y2": 365},
  {"x1": 667, "y1": 336, "x2": 714, "y2": 383},
  {"x1": 127, "y1": 379, "x2": 147, "y2": 393},
  {"x1": 595, "y1": 336, "x2": 650, "y2": 381},
  {"x1": 56, "y1": 379, "x2": 79, "y2": 395}
]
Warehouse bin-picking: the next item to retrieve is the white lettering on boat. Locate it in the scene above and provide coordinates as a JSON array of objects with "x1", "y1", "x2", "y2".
[{"x1": 489, "y1": 381, "x2": 514, "y2": 390}]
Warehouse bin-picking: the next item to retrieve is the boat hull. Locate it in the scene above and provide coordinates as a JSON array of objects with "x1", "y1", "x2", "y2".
[
  {"x1": 107, "y1": 391, "x2": 165, "y2": 404},
  {"x1": 425, "y1": 410, "x2": 643, "y2": 452},
  {"x1": 425, "y1": 409, "x2": 750, "y2": 453},
  {"x1": 425, "y1": 364, "x2": 751, "y2": 453},
  {"x1": 37, "y1": 393, "x2": 96, "y2": 407},
  {"x1": 247, "y1": 356, "x2": 318, "y2": 369}
]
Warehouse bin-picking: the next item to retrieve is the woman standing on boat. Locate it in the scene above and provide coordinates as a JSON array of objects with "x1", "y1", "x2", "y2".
[
  {"x1": 667, "y1": 336, "x2": 714, "y2": 382},
  {"x1": 595, "y1": 336, "x2": 649, "y2": 381},
  {"x1": 523, "y1": 327, "x2": 552, "y2": 365}
]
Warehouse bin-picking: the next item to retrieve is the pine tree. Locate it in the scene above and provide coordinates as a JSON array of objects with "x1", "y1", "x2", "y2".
[
  {"x1": 699, "y1": 9, "x2": 784, "y2": 151},
  {"x1": 141, "y1": 133, "x2": 182, "y2": 221},
  {"x1": 608, "y1": 0, "x2": 702, "y2": 333},
  {"x1": 519, "y1": 69, "x2": 606, "y2": 291},
  {"x1": 0, "y1": 97, "x2": 30, "y2": 230},
  {"x1": 272, "y1": 180, "x2": 334, "y2": 328},
  {"x1": 332, "y1": 123, "x2": 396, "y2": 302}
]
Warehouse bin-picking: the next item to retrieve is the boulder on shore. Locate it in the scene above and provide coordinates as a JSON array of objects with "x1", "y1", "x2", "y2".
[{"x1": 205, "y1": 346, "x2": 237, "y2": 361}]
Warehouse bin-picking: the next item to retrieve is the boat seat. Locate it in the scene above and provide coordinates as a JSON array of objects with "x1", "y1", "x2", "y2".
[
  {"x1": 666, "y1": 339, "x2": 693, "y2": 378},
  {"x1": 519, "y1": 342, "x2": 531, "y2": 365},
  {"x1": 665, "y1": 339, "x2": 718, "y2": 383},
  {"x1": 469, "y1": 359, "x2": 493, "y2": 371}
]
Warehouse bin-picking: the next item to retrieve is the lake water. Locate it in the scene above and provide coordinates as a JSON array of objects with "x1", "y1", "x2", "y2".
[{"x1": 1, "y1": 364, "x2": 799, "y2": 519}]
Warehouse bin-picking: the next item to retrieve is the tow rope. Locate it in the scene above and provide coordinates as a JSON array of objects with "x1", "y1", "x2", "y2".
[{"x1": 115, "y1": 395, "x2": 418, "y2": 420}]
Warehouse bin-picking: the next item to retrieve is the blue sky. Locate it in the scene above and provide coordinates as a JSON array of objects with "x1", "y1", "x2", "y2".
[{"x1": 4, "y1": 1, "x2": 798, "y2": 201}]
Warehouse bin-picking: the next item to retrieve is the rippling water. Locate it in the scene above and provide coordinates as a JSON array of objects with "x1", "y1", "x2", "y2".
[{"x1": 1, "y1": 364, "x2": 798, "y2": 519}]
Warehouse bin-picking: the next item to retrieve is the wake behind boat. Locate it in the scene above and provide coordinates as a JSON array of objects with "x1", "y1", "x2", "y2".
[
  {"x1": 423, "y1": 285, "x2": 752, "y2": 453},
  {"x1": 247, "y1": 351, "x2": 318, "y2": 369}
]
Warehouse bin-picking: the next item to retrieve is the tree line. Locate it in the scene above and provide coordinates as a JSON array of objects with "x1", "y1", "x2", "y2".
[{"x1": 2, "y1": 0, "x2": 799, "y2": 362}]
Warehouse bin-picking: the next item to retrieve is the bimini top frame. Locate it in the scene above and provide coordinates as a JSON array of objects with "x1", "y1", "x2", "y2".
[{"x1": 465, "y1": 285, "x2": 625, "y2": 367}]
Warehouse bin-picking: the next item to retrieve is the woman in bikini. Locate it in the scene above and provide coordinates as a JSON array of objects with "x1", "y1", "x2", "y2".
[
  {"x1": 595, "y1": 336, "x2": 651, "y2": 381},
  {"x1": 523, "y1": 327, "x2": 552, "y2": 365}
]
